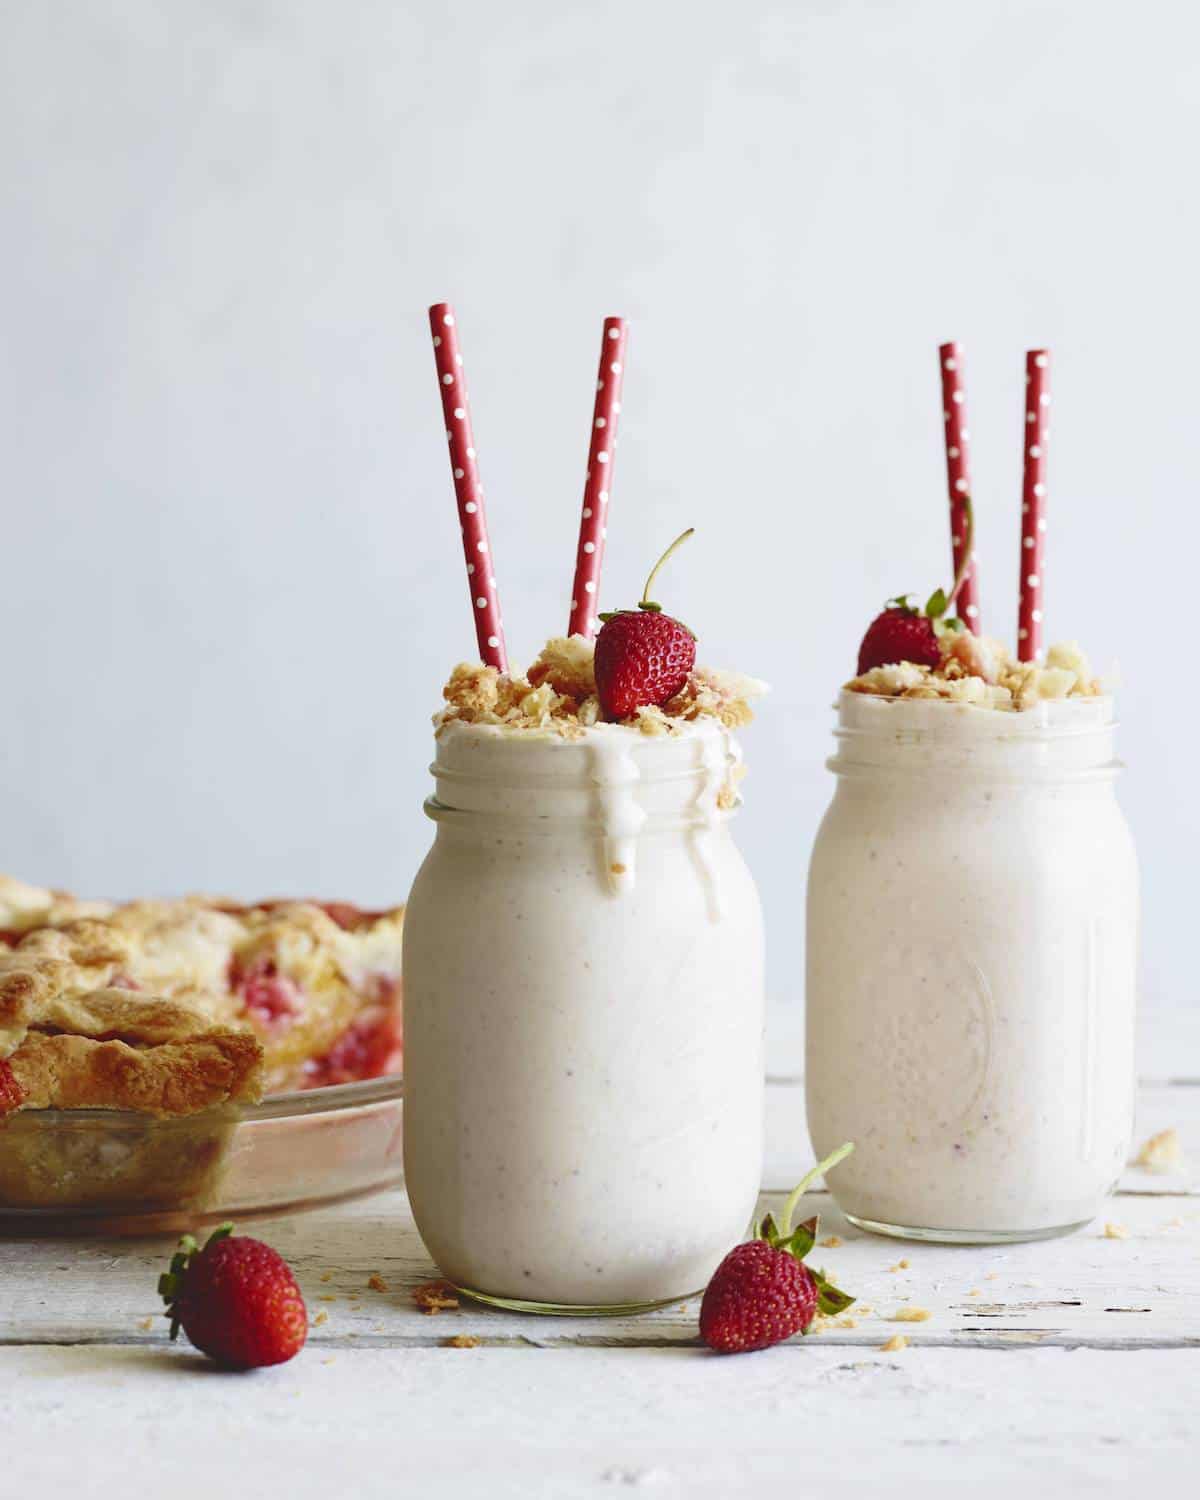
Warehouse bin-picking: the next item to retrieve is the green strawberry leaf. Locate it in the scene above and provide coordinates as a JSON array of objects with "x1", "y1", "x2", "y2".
[
  {"x1": 924, "y1": 587, "x2": 949, "y2": 620},
  {"x1": 811, "y1": 1267, "x2": 856, "y2": 1317},
  {"x1": 885, "y1": 594, "x2": 917, "y2": 614},
  {"x1": 784, "y1": 1216, "x2": 819, "y2": 1261},
  {"x1": 158, "y1": 1224, "x2": 233, "y2": 1342},
  {"x1": 757, "y1": 1211, "x2": 781, "y2": 1247}
]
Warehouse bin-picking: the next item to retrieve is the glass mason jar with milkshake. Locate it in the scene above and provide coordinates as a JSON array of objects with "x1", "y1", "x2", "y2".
[
  {"x1": 404, "y1": 307, "x2": 767, "y2": 1311},
  {"x1": 806, "y1": 347, "x2": 1139, "y2": 1243}
]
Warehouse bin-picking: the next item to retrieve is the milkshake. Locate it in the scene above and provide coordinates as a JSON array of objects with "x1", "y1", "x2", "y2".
[
  {"x1": 403, "y1": 637, "x2": 768, "y2": 1308},
  {"x1": 807, "y1": 635, "x2": 1139, "y2": 1241},
  {"x1": 417, "y1": 303, "x2": 771, "y2": 1307}
]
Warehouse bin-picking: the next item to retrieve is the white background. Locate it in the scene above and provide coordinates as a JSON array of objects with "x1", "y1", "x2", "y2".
[{"x1": 2, "y1": 1, "x2": 1196, "y2": 1068}]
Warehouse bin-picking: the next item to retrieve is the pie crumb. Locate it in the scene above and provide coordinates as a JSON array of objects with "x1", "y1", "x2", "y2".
[
  {"x1": 846, "y1": 634, "x2": 1102, "y2": 711},
  {"x1": 318, "y1": 1295, "x2": 337, "y2": 1303},
  {"x1": 137, "y1": 1317, "x2": 153, "y2": 1332},
  {"x1": 968, "y1": 1289, "x2": 981, "y2": 1297},
  {"x1": 444, "y1": 1334, "x2": 481, "y2": 1349},
  {"x1": 819, "y1": 1235, "x2": 843, "y2": 1248},
  {"x1": 367, "y1": 1274, "x2": 389, "y2": 1293},
  {"x1": 888, "y1": 1259, "x2": 910, "y2": 1272},
  {"x1": 890, "y1": 1307, "x2": 931, "y2": 1322},
  {"x1": 880, "y1": 1334, "x2": 909, "y2": 1352},
  {"x1": 322, "y1": 1356, "x2": 336, "y2": 1365},
  {"x1": 440, "y1": 643, "x2": 764, "y2": 738},
  {"x1": 320, "y1": 1271, "x2": 333, "y2": 1283},
  {"x1": 1104, "y1": 1222, "x2": 1129, "y2": 1240},
  {"x1": 413, "y1": 1280, "x2": 460, "y2": 1314},
  {"x1": 1135, "y1": 1128, "x2": 1183, "y2": 1174},
  {"x1": 312, "y1": 1310, "x2": 329, "y2": 1326}
]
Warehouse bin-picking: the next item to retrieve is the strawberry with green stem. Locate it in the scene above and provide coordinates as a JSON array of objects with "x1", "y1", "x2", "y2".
[
  {"x1": 158, "y1": 1222, "x2": 308, "y2": 1370},
  {"x1": 856, "y1": 500, "x2": 976, "y2": 675},
  {"x1": 699, "y1": 1143, "x2": 856, "y2": 1354},
  {"x1": 594, "y1": 529, "x2": 698, "y2": 720}
]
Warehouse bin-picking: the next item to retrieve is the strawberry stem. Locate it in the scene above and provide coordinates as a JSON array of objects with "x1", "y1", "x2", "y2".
[
  {"x1": 640, "y1": 528, "x2": 695, "y2": 610},
  {"x1": 778, "y1": 1142, "x2": 854, "y2": 1238}
]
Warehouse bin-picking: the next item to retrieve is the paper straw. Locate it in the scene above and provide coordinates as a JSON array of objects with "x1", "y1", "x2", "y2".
[
  {"x1": 1018, "y1": 349, "x2": 1051, "y2": 661},
  {"x1": 428, "y1": 303, "x2": 507, "y2": 672},
  {"x1": 938, "y1": 342, "x2": 980, "y2": 628},
  {"x1": 568, "y1": 317, "x2": 628, "y2": 638}
]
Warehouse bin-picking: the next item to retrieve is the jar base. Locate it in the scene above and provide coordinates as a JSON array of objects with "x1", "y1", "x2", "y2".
[
  {"x1": 843, "y1": 1211, "x2": 1092, "y2": 1246},
  {"x1": 452, "y1": 1282, "x2": 700, "y2": 1318}
]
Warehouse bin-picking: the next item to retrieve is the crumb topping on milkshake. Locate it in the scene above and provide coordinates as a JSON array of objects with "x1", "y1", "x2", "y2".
[
  {"x1": 439, "y1": 636, "x2": 767, "y2": 739},
  {"x1": 846, "y1": 635, "x2": 1105, "y2": 712}
]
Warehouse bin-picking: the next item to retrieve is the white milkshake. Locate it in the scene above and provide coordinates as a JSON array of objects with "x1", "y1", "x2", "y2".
[
  {"x1": 806, "y1": 687, "x2": 1139, "y2": 1241},
  {"x1": 403, "y1": 650, "x2": 766, "y2": 1309}
]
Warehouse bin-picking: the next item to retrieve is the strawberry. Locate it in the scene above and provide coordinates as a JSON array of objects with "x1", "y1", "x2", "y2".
[
  {"x1": 856, "y1": 602, "x2": 943, "y2": 675},
  {"x1": 700, "y1": 1144, "x2": 856, "y2": 1354},
  {"x1": 158, "y1": 1222, "x2": 308, "y2": 1369},
  {"x1": 856, "y1": 498, "x2": 976, "y2": 675},
  {"x1": 594, "y1": 529, "x2": 697, "y2": 720}
]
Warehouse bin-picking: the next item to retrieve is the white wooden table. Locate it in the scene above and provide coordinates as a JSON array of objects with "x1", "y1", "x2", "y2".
[{"x1": 2, "y1": 1027, "x2": 1197, "y2": 1497}]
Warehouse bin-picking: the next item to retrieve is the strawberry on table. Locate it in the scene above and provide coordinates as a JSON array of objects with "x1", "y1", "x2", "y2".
[
  {"x1": 700, "y1": 1144, "x2": 856, "y2": 1354},
  {"x1": 594, "y1": 529, "x2": 698, "y2": 719},
  {"x1": 158, "y1": 1223, "x2": 308, "y2": 1370}
]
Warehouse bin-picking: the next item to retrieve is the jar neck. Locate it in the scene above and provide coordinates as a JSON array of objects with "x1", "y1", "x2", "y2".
[
  {"x1": 829, "y1": 691, "x2": 1121, "y2": 783},
  {"x1": 426, "y1": 720, "x2": 742, "y2": 833}
]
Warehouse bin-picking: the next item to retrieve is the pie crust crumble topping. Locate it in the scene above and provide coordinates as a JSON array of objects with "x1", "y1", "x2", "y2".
[
  {"x1": 439, "y1": 636, "x2": 767, "y2": 738},
  {"x1": 846, "y1": 636, "x2": 1106, "y2": 711}
]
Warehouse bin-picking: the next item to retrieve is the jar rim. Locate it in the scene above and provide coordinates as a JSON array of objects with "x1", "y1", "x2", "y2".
[
  {"x1": 431, "y1": 717, "x2": 739, "y2": 786},
  {"x1": 834, "y1": 689, "x2": 1116, "y2": 740}
]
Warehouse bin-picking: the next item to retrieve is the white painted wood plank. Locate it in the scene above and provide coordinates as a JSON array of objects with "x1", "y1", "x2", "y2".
[
  {"x1": 2, "y1": 1178, "x2": 1196, "y2": 1351},
  {"x1": 1, "y1": 1343, "x2": 1193, "y2": 1498}
]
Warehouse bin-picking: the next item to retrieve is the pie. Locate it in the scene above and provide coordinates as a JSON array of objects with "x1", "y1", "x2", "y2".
[{"x1": 0, "y1": 876, "x2": 405, "y2": 1118}]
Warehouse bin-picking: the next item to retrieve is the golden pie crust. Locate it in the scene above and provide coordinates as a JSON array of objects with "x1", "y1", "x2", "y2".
[{"x1": 0, "y1": 882, "x2": 404, "y2": 1119}]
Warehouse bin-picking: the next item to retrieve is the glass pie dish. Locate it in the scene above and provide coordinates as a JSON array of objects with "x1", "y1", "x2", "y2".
[{"x1": 0, "y1": 1074, "x2": 404, "y2": 1236}]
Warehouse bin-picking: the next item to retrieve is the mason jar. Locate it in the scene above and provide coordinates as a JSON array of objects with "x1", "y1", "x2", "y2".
[
  {"x1": 402, "y1": 718, "x2": 765, "y2": 1311},
  {"x1": 806, "y1": 691, "x2": 1138, "y2": 1243}
]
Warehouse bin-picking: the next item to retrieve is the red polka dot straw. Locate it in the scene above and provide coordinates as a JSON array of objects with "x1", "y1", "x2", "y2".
[
  {"x1": 428, "y1": 303, "x2": 507, "y2": 672},
  {"x1": 568, "y1": 317, "x2": 628, "y2": 638},
  {"x1": 938, "y1": 343, "x2": 981, "y2": 629},
  {"x1": 1018, "y1": 349, "x2": 1051, "y2": 662}
]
